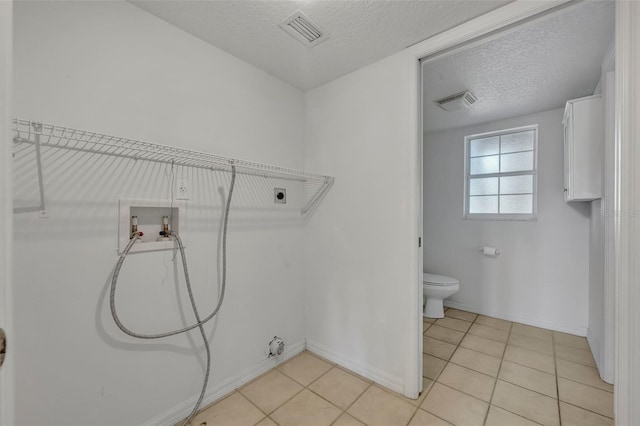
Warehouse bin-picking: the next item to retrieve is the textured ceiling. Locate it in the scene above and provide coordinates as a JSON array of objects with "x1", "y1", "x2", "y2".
[
  {"x1": 130, "y1": 0, "x2": 511, "y2": 90},
  {"x1": 422, "y1": 1, "x2": 614, "y2": 133}
]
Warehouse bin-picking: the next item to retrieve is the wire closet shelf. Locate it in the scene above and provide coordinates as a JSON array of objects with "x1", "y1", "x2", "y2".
[{"x1": 12, "y1": 119, "x2": 334, "y2": 216}]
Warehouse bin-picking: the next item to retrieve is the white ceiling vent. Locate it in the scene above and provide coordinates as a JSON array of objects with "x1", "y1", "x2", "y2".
[
  {"x1": 434, "y1": 91, "x2": 478, "y2": 112},
  {"x1": 279, "y1": 11, "x2": 329, "y2": 48}
]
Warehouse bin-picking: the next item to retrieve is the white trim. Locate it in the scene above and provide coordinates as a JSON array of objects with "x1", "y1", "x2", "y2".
[
  {"x1": 600, "y1": 65, "x2": 615, "y2": 384},
  {"x1": 415, "y1": 58, "x2": 425, "y2": 392},
  {"x1": 140, "y1": 339, "x2": 305, "y2": 426},
  {"x1": 463, "y1": 213, "x2": 537, "y2": 222},
  {"x1": 405, "y1": 1, "x2": 570, "y2": 60},
  {"x1": 306, "y1": 339, "x2": 404, "y2": 394},
  {"x1": 444, "y1": 301, "x2": 587, "y2": 336},
  {"x1": 614, "y1": 2, "x2": 640, "y2": 424},
  {"x1": 0, "y1": 1, "x2": 14, "y2": 424},
  {"x1": 405, "y1": 54, "x2": 422, "y2": 399}
]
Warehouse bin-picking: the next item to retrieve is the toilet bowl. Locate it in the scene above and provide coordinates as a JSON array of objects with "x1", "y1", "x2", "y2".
[{"x1": 423, "y1": 273, "x2": 459, "y2": 318}]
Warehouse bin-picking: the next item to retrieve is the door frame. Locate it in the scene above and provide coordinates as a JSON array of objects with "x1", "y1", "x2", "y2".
[
  {"x1": 0, "y1": 1, "x2": 14, "y2": 425},
  {"x1": 405, "y1": 4, "x2": 640, "y2": 424},
  {"x1": 401, "y1": 0, "x2": 571, "y2": 399},
  {"x1": 613, "y1": 1, "x2": 640, "y2": 424},
  {"x1": 600, "y1": 44, "x2": 615, "y2": 385}
]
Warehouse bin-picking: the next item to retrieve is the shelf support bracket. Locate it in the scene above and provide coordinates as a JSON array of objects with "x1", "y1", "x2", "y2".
[
  {"x1": 301, "y1": 177, "x2": 334, "y2": 216},
  {"x1": 13, "y1": 122, "x2": 48, "y2": 216}
]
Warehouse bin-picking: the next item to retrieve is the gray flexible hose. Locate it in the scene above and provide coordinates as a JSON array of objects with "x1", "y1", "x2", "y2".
[{"x1": 110, "y1": 165, "x2": 236, "y2": 425}]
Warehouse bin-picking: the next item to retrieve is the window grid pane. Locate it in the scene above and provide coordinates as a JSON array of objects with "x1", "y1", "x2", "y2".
[
  {"x1": 469, "y1": 136, "x2": 499, "y2": 157},
  {"x1": 500, "y1": 151, "x2": 534, "y2": 173},
  {"x1": 500, "y1": 194, "x2": 533, "y2": 214},
  {"x1": 500, "y1": 130, "x2": 535, "y2": 154},
  {"x1": 469, "y1": 195, "x2": 498, "y2": 214},
  {"x1": 500, "y1": 175, "x2": 533, "y2": 195},
  {"x1": 466, "y1": 127, "x2": 536, "y2": 217},
  {"x1": 469, "y1": 177, "x2": 499, "y2": 196}
]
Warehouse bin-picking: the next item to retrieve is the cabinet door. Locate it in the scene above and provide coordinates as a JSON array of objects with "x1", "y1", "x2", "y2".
[
  {"x1": 563, "y1": 106, "x2": 572, "y2": 201},
  {"x1": 563, "y1": 96, "x2": 603, "y2": 201}
]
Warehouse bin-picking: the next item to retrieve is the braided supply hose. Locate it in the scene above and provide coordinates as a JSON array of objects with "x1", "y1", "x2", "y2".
[{"x1": 110, "y1": 165, "x2": 236, "y2": 425}]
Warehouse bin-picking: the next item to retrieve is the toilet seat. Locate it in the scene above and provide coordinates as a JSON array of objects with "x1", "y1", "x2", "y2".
[{"x1": 423, "y1": 273, "x2": 458, "y2": 286}]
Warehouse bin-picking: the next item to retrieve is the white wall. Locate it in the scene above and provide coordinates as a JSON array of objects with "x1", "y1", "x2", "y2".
[
  {"x1": 300, "y1": 1, "x2": 566, "y2": 399},
  {"x1": 423, "y1": 108, "x2": 591, "y2": 334},
  {"x1": 303, "y1": 53, "x2": 420, "y2": 394},
  {"x1": 13, "y1": 2, "x2": 306, "y2": 425},
  {"x1": 8, "y1": 2, "x2": 585, "y2": 422}
]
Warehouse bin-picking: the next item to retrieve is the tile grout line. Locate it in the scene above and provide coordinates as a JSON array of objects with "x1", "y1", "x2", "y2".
[
  {"x1": 302, "y1": 365, "x2": 347, "y2": 424},
  {"x1": 275, "y1": 358, "x2": 348, "y2": 423},
  {"x1": 416, "y1": 308, "x2": 475, "y2": 423},
  {"x1": 442, "y1": 310, "x2": 524, "y2": 423},
  {"x1": 432, "y1": 311, "x2": 610, "y2": 425},
  {"x1": 247, "y1": 354, "x2": 333, "y2": 421},
  {"x1": 236, "y1": 392, "x2": 272, "y2": 423},
  {"x1": 422, "y1": 309, "x2": 490, "y2": 423},
  {"x1": 447, "y1": 312, "x2": 553, "y2": 426},
  {"x1": 407, "y1": 317, "x2": 443, "y2": 425},
  {"x1": 482, "y1": 319, "x2": 513, "y2": 426},
  {"x1": 551, "y1": 340, "x2": 615, "y2": 420},
  {"x1": 296, "y1": 352, "x2": 396, "y2": 426},
  {"x1": 268, "y1": 355, "x2": 349, "y2": 424},
  {"x1": 328, "y1": 382, "x2": 374, "y2": 426},
  {"x1": 232, "y1": 359, "x2": 302, "y2": 421},
  {"x1": 192, "y1": 311, "x2": 610, "y2": 426},
  {"x1": 483, "y1": 363, "x2": 613, "y2": 415},
  {"x1": 427, "y1": 310, "x2": 475, "y2": 357},
  {"x1": 497, "y1": 346, "x2": 554, "y2": 375},
  {"x1": 559, "y1": 400, "x2": 616, "y2": 421},
  {"x1": 399, "y1": 397, "x2": 421, "y2": 426},
  {"x1": 495, "y1": 373, "x2": 560, "y2": 399},
  {"x1": 487, "y1": 325, "x2": 564, "y2": 425},
  {"x1": 407, "y1": 314, "x2": 440, "y2": 426},
  {"x1": 430, "y1": 310, "x2": 475, "y2": 378},
  {"x1": 554, "y1": 374, "x2": 614, "y2": 394},
  {"x1": 319, "y1": 365, "x2": 374, "y2": 426},
  {"x1": 438, "y1": 311, "x2": 496, "y2": 385},
  {"x1": 553, "y1": 331, "x2": 562, "y2": 426},
  {"x1": 418, "y1": 312, "x2": 461, "y2": 422}
]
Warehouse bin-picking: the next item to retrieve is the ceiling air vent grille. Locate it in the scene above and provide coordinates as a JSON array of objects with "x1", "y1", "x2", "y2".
[
  {"x1": 279, "y1": 11, "x2": 329, "y2": 48},
  {"x1": 435, "y1": 91, "x2": 478, "y2": 112}
]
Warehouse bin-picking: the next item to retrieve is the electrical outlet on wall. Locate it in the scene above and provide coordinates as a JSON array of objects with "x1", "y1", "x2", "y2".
[
  {"x1": 274, "y1": 188, "x2": 286, "y2": 204},
  {"x1": 176, "y1": 178, "x2": 190, "y2": 200}
]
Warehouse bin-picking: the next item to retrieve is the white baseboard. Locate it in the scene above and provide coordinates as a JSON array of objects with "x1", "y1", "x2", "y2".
[
  {"x1": 141, "y1": 339, "x2": 306, "y2": 426},
  {"x1": 306, "y1": 339, "x2": 404, "y2": 395},
  {"x1": 444, "y1": 300, "x2": 588, "y2": 336}
]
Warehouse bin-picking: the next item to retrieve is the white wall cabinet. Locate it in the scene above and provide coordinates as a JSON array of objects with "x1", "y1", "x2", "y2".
[{"x1": 563, "y1": 95, "x2": 604, "y2": 201}]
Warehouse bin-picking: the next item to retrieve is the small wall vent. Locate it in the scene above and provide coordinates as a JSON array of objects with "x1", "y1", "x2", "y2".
[
  {"x1": 435, "y1": 91, "x2": 477, "y2": 112},
  {"x1": 279, "y1": 10, "x2": 329, "y2": 48}
]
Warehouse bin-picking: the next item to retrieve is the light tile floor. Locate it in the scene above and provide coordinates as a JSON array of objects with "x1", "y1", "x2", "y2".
[{"x1": 184, "y1": 308, "x2": 614, "y2": 425}]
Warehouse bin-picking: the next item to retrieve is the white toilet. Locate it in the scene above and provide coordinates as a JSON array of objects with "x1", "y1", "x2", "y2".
[{"x1": 423, "y1": 273, "x2": 459, "y2": 318}]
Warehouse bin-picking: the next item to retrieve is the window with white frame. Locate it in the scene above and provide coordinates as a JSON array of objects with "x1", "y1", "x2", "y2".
[{"x1": 464, "y1": 125, "x2": 537, "y2": 220}]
